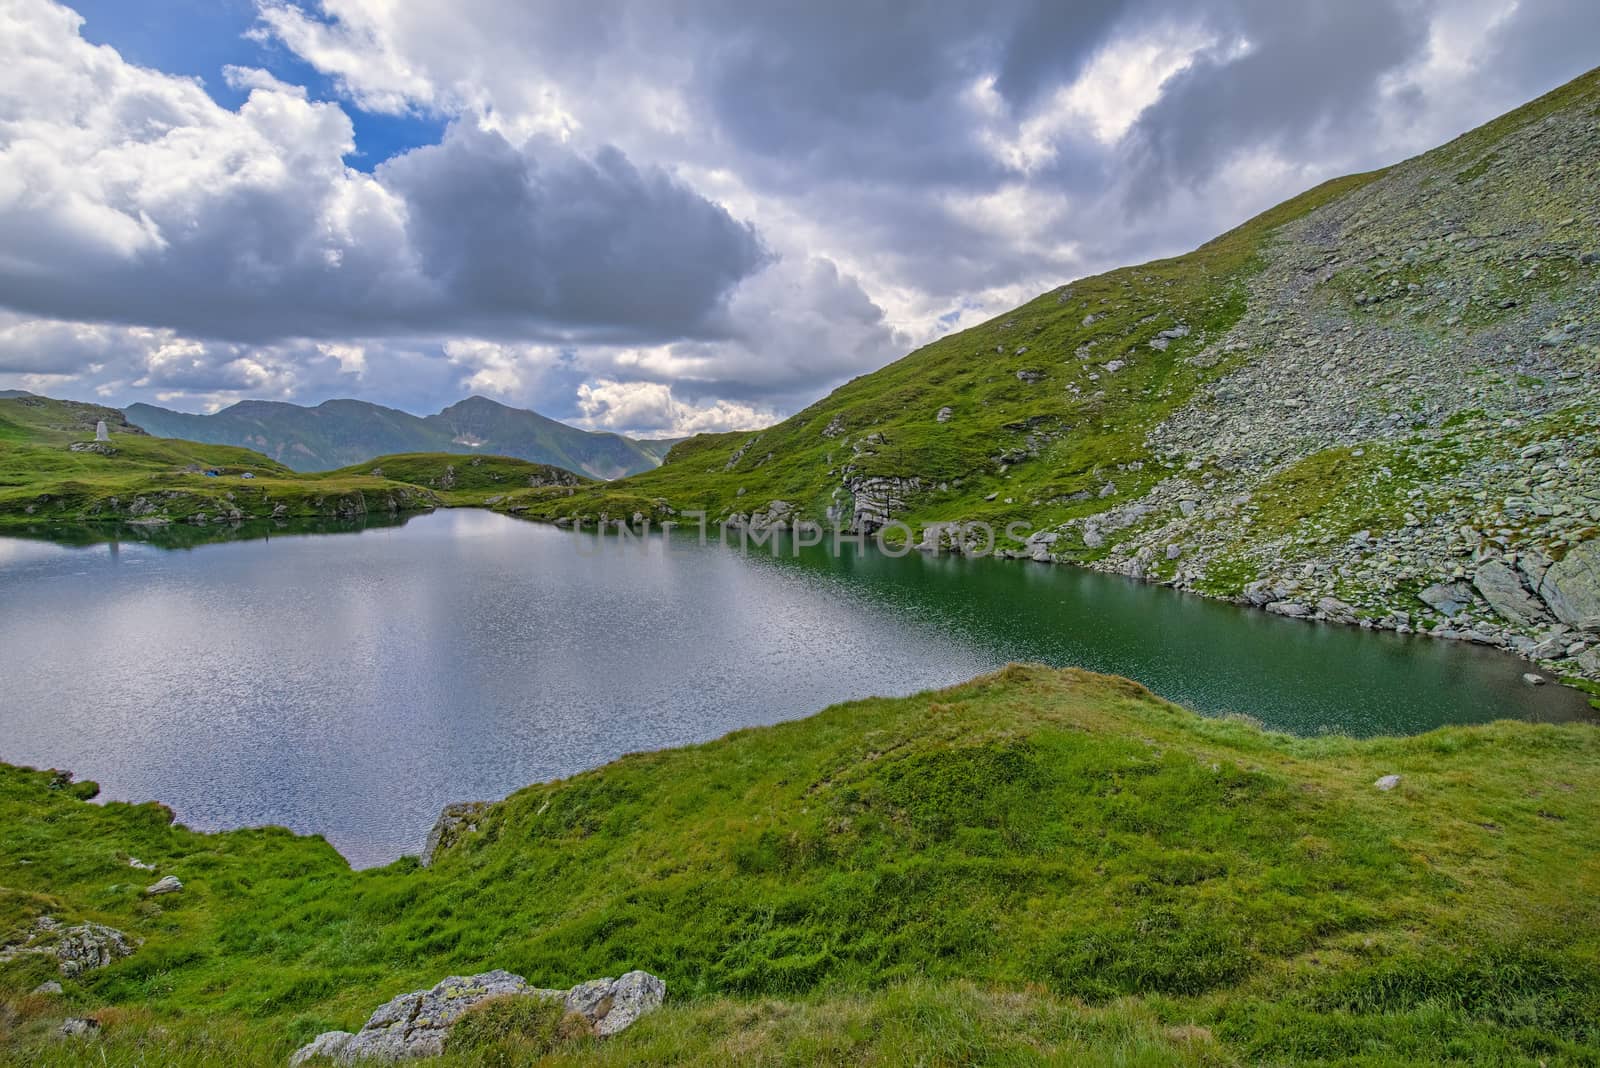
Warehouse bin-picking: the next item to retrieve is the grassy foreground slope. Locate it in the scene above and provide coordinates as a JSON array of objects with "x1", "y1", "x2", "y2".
[
  {"x1": 4, "y1": 666, "x2": 1599, "y2": 1065},
  {"x1": 500, "y1": 68, "x2": 1600, "y2": 683}
]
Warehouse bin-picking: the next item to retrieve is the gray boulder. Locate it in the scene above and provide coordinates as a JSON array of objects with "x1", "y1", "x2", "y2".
[
  {"x1": 563, "y1": 971, "x2": 667, "y2": 1037},
  {"x1": 1317, "y1": 597, "x2": 1358, "y2": 624},
  {"x1": 1537, "y1": 540, "x2": 1600, "y2": 632},
  {"x1": 1374, "y1": 775, "x2": 1402, "y2": 791},
  {"x1": 289, "y1": 970, "x2": 666, "y2": 1064},
  {"x1": 1418, "y1": 582, "x2": 1473, "y2": 617},
  {"x1": 1474, "y1": 561, "x2": 1549, "y2": 625},
  {"x1": 145, "y1": 875, "x2": 182, "y2": 896},
  {"x1": 32, "y1": 981, "x2": 63, "y2": 996},
  {"x1": 290, "y1": 1032, "x2": 355, "y2": 1067}
]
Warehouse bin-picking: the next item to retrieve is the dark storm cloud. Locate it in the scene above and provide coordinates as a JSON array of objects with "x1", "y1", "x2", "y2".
[
  {"x1": 379, "y1": 125, "x2": 769, "y2": 338},
  {"x1": 1119, "y1": 0, "x2": 1436, "y2": 206},
  {"x1": 0, "y1": 9, "x2": 767, "y2": 348},
  {"x1": 991, "y1": 0, "x2": 1139, "y2": 111},
  {"x1": 1481, "y1": 0, "x2": 1600, "y2": 101},
  {"x1": 0, "y1": 122, "x2": 765, "y2": 345}
]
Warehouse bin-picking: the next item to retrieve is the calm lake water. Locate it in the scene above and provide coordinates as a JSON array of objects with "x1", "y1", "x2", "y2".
[{"x1": 0, "y1": 509, "x2": 1588, "y2": 866}]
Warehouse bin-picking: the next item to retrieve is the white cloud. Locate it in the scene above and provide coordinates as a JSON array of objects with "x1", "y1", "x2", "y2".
[{"x1": 576, "y1": 378, "x2": 773, "y2": 437}]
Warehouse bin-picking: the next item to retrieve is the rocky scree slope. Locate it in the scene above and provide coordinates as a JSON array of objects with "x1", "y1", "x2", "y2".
[{"x1": 502, "y1": 69, "x2": 1600, "y2": 686}]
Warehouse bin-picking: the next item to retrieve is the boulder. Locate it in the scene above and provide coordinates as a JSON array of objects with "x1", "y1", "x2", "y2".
[
  {"x1": 1418, "y1": 582, "x2": 1473, "y2": 617},
  {"x1": 563, "y1": 971, "x2": 667, "y2": 1037},
  {"x1": 289, "y1": 970, "x2": 666, "y2": 1064},
  {"x1": 1537, "y1": 540, "x2": 1600, "y2": 632},
  {"x1": 32, "y1": 981, "x2": 63, "y2": 996},
  {"x1": 1266, "y1": 601, "x2": 1311, "y2": 618},
  {"x1": 1473, "y1": 561, "x2": 1549, "y2": 625},
  {"x1": 1316, "y1": 597, "x2": 1358, "y2": 624},
  {"x1": 59, "y1": 1018, "x2": 99, "y2": 1038},
  {"x1": 145, "y1": 876, "x2": 182, "y2": 896},
  {"x1": 1374, "y1": 775, "x2": 1402, "y2": 791},
  {"x1": 290, "y1": 1032, "x2": 355, "y2": 1067}
]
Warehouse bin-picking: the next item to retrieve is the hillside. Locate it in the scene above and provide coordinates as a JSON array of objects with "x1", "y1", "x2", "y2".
[
  {"x1": 0, "y1": 393, "x2": 607, "y2": 526},
  {"x1": 0, "y1": 393, "x2": 436, "y2": 526},
  {"x1": 126, "y1": 396, "x2": 670, "y2": 480},
  {"x1": 3, "y1": 664, "x2": 1599, "y2": 1065},
  {"x1": 321, "y1": 452, "x2": 589, "y2": 507},
  {"x1": 500, "y1": 68, "x2": 1600, "y2": 687}
]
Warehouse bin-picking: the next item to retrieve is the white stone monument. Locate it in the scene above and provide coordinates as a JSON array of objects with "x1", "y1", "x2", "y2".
[{"x1": 95, "y1": 419, "x2": 109, "y2": 442}]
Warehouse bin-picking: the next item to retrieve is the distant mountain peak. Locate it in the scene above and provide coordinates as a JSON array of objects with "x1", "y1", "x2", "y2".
[{"x1": 123, "y1": 395, "x2": 673, "y2": 480}]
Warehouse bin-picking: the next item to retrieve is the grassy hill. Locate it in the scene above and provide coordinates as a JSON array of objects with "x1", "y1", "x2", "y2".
[
  {"x1": 497, "y1": 68, "x2": 1600, "y2": 686},
  {"x1": 0, "y1": 394, "x2": 442, "y2": 526},
  {"x1": 321, "y1": 453, "x2": 589, "y2": 507},
  {"x1": 0, "y1": 394, "x2": 601, "y2": 525},
  {"x1": 127, "y1": 396, "x2": 669, "y2": 481},
  {"x1": 3, "y1": 665, "x2": 1598, "y2": 1065}
]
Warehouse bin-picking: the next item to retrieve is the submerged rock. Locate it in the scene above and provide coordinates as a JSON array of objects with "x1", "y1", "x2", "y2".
[{"x1": 289, "y1": 969, "x2": 665, "y2": 1064}]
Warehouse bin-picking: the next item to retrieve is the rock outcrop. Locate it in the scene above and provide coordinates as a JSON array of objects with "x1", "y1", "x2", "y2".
[
  {"x1": 0, "y1": 917, "x2": 139, "y2": 977},
  {"x1": 288, "y1": 970, "x2": 665, "y2": 1064},
  {"x1": 419, "y1": 802, "x2": 489, "y2": 867}
]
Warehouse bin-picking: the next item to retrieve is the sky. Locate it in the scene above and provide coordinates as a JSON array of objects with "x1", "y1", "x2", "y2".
[{"x1": 0, "y1": 1, "x2": 1597, "y2": 436}]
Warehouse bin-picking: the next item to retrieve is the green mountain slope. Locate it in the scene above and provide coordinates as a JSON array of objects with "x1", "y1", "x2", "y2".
[
  {"x1": 322, "y1": 452, "x2": 589, "y2": 507},
  {"x1": 4, "y1": 665, "x2": 1599, "y2": 1064},
  {"x1": 503, "y1": 67, "x2": 1600, "y2": 685},
  {"x1": 0, "y1": 394, "x2": 440, "y2": 525},
  {"x1": 126, "y1": 396, "x2": 667, "y2": 480}
]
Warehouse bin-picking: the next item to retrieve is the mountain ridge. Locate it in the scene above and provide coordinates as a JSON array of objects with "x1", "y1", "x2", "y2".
[{"x1": 125, "y1": 395, "x2": 674, "y2": 480}]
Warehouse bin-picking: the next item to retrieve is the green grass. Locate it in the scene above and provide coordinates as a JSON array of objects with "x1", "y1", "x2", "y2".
[
  {"x1": 4, "y1": 665, "x2": 1599, "y2": 1065},
  {"x1": 318, "y1": 453, "x2": 589, "y2": 507}
]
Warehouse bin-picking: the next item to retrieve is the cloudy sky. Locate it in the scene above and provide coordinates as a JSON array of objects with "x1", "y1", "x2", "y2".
[{"x1": 1, "y1": 1, "x2": 1596, "y2": 435}]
